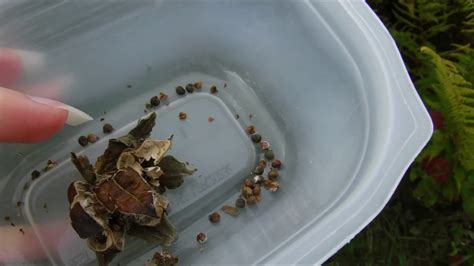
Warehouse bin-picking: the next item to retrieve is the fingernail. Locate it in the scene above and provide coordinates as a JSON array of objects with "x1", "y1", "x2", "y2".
[{"x1": 28, "y1": 96, "x2": 93, "y2": 126}]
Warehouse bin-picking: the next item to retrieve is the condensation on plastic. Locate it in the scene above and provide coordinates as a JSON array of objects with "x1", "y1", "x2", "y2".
[{"x1": 0, "y1": 1, "x2": 432, "y2": 265}]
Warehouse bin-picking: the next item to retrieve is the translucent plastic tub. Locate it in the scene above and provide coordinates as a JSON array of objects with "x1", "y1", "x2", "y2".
[{"x1": 0, "y1": 1, "x2": 432, "y2": 265}]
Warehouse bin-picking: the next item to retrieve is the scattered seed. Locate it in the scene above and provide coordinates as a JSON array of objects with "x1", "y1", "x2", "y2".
[
  {"x1": 246, "y1": 196, "x2": 257, "y2": 205},
  {"x1": 268, "y1": 170, "x2": 279, "y2": 180},
  {"x1": 272, "y1": 160, "x2": 282, "y2": 169},
  {"x1": 186, "y1": 84, "x2": 194, "y2": 93},
  {"x1": 196, "y1": 232, "x2": 207, "y2": 244},
  {"x1": 208, "y1": 212, "x2": 221, "y2": 223},
  {"x1": 258, "y1": 160, "x2": 267, "y2": 168},
  {"x1": 43, "y1": 203, "x2": 48, "y2": 209},
  {"x1": 210, "y1": 85, "x2": 218, "y2": 94},
  {"x1": 235, "y1": 114, "x2": 240, "y2": 119},
  {"x1": 264, "y1": 180, "x2": 280, "y2": 192},
  {"x1": 16, "y1": 201, "x2": 23, "y2": 208},
  {"x1": 221, "y1": 205, "x2": 240, "y2": 217},
  {"x1": 43, "y1": 160, "x2": 57, "y2": 172},
  {"x1": 179, "y1": 112, "x2": 187, "y2": 120},
  {"x1": 245, "y1": 125, "x2": 256, "y2": 135},
  {"x1": 78, "y1": 136, "x2": 88, "y2": 146},
  {"x1": 249, "y1": 114, "x2": 253, "y2": 120},
  {"x1": 193, "y1": 82, "x2": 203, "y2": 89},
  {"x1": 244, "y1": 179, "x2": 253, "y2": 188},
  {"x1": 23, "y1": 182, "x2": 30, "y2": 191},
  {"x1": 10, "y1": 222, "x2": 15, "y2": 227},
  {"x1": 251, "y1": 134, "x2": 262, "y2": 143},
  {"x1": 253, "y1": 184, "x2": 261, "y2": 195},
  {"x1": 87, "y1": 134, "x2": 99, "y2": 144},
  {"x1": 145, "y1": 103, "x2": 153, "y2": 109},
  {"x1": 208, "y1": 116, "x2": 215, "y2": 123},
  {"x1": 103, "y1": 123, "x2": 114, "y2": 134},
  {"x1": 4, "y1": 216, "x2": 10, "y2": 221},
  {"x1": 252, "y1": 175, "x2": 265, "y2": 184},
  {"x1": 127, "y1": 84, "x2": 132, "y2": 88},
  {"x1": 253, "y1": 166, "x2": 264, "y2": 175},
  {"x1": 224, "y1": 83, "x2": 227, "y2": 88},
  {"x1": 159, "y1": 92, "x2": 169, "y2": 101},
  {"x1": 150, "y1": 96, "x2": 160, "y2": 107},
  {"x1": 260, "y1": 141, "x2": 271, "y2": 151},
  {"x1": 31, "y1": 170, "x2": 41, "y2": 180},
  {"x1": 176, "y1": 86, "x2": 186, "y2": 95},
  {"x1": 19, "y1": 228, "x2": 25, "y2": 235},
  {"x1": 100, "y1": 118, "x2": 105, "y2": 121},
  {"x1": 264, "y1": 150, "x2": 275, "y2": 160},
  {"x1": 235, "y1": 198, "x2": 246, "y2": 208},
  {"x1": 242, "y1": 186, "x2": 253, "y2": 198}
]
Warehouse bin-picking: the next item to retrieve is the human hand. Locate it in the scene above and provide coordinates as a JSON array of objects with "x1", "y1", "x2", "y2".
[{"x1": 0, "y1": 48, "x2": 91, "y2": 263}]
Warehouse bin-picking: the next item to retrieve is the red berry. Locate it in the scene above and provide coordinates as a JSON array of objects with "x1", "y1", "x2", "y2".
[
  {"x1": 430, "y1": 111, "x2": 445, "y2": 130},
  {"x1": 421, "y1": 157, "x2": 452, "y2": 184}
]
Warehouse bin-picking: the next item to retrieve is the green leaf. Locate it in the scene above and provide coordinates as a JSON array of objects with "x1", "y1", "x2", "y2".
[
  {"x1": 420, "y1": 47, "x2": 474, "y2": 171},
  {"x1": 413, "y1": 177, "x2": 440, "y2": 207},
  {"x1": 461, "y1": 173, "x2": 474, "y2": 219},
  {"x1": 441, "y1": 179, "x2": 457, "y2": 202},
  {"x1": 453, "y1": 165, "x2": 466, "y2": 193}
]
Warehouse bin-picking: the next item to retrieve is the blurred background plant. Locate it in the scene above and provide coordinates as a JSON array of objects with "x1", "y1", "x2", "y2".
[{"x1": 327, "y1": 1, "x2": 474, "y2": 265}]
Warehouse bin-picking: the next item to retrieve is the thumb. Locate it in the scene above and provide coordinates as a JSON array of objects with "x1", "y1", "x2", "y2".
[{"x1": 0, "y1": 87, "x2": 67, "y2": 143}]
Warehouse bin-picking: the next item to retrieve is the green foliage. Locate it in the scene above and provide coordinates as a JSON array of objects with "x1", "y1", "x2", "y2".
[{"x1": 329, "y1": 0, "x2": 474, "y2": 265}]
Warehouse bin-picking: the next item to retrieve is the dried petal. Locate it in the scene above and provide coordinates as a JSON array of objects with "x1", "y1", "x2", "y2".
[
  {"x1": 94, "y1": 168, "x2": 167, "y2": 225},
  {"x1": 128, "y1": 215, "x2": 177, "y2": 247},
  {"x1": 158, "y1": 156, "x2": 196, "y2": 189},
  {"x1": 116, "y1": 151, "x2": 143, "y2": 174},
  {"x1": 88, "y1": 228, "x2": 125, "y2": 266},
  {"x1": 133, "y1": 139, "x2": 171, "y2": 163},
  {"x1": 71, "y1": 153, "x2": 97, "y2": 184}
]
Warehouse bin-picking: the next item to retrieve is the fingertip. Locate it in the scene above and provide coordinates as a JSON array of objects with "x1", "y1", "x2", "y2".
[{"x1": 0, "y1": 88, "x2": 68, "y2": 143}]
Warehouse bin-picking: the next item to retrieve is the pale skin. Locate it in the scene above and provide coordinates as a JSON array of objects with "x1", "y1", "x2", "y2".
[{"x1": 0, "y1": 49, "x2": 68, "y2": 262}]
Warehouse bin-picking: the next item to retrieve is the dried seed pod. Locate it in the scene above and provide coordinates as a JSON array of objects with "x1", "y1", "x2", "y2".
[
  {"x1": 150, "y1": 96, "x2": 160, "y2": 107},
  {"x1": 179, "y1": 112, "x2": 187, "y2": 120},
  {"x1": 196, "y1": 232, "x2": 207, "y2": 244},
  {"x1": 251, "y1": 134, "x2": 262, "y2": 143},
  {"x1": 175, "y1": 86, "x2": 186, "y2": 95},
  {"x1": 221, "y1": 205, "x2": 240, "y2": 217},
  {"x1": 260, "y1": 141, "x2": 271, "y2": 151},
  {"x1": 245, "y1": 125, "x2": 256, "y2": 135},
  {"x1": 235, "y1": 198, "x2": 246, "y2": 208},
  {"x1": 271, "y1": 159, "x2": 282, "y2": 169},
  {"x1": 87, "y1": 134, "x2": 99, "y2": 144},
  {"x1": 264, "y1": 150, "x2": 275, "y2": 160},
  {"x1": 103, "y1": 123, "x2": 114, "y2": 134},
  {"x1": 78, "y1": 136, "x2": 88, "y2": 146},
  {"x1": 210, "y1": 85, "x2": 218, "y2": 94},
  {"x1": 268, "y1": 170, "x2": 279, "y2": 180},
  {"x1": 208, "y1": 116, "x2": 215, "y2": 123},
  {"x1": 208, "y1": 212, "x2": 220, "y2": 223}
]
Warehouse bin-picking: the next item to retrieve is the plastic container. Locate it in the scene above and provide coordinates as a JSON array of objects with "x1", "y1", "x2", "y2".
[{"x1": 0, "y1": 1, "x2": 432, "y2": 265}]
